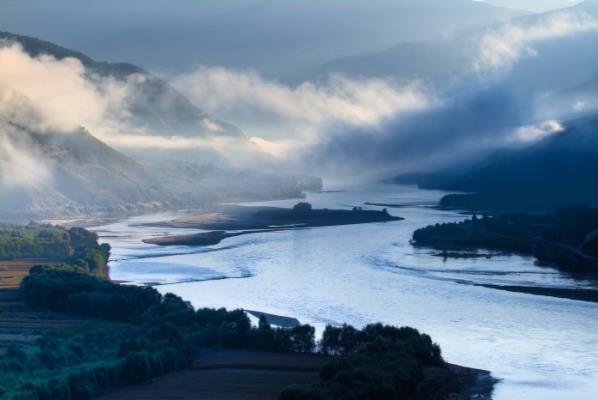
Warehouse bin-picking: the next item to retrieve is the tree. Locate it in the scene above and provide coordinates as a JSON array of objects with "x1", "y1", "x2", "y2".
[{"x1": 293, "y1": 202, "x2": 313, "y2": 215}]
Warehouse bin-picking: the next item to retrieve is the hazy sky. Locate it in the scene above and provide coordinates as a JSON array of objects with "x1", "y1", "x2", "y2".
[
  {"x1": 479, "y1": 0, "x2": 582, "y2": 12},
  {"x1": 0, "y1": 0, "x2": 526, "y2": 77},
  {"x1": 2, "y1": 0, "x2": 597, "y2": 180}
]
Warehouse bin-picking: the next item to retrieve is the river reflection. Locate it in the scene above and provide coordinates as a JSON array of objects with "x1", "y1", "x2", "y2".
[{"x1": 94, "y1": 184, "x2": 598, "y2": 400}]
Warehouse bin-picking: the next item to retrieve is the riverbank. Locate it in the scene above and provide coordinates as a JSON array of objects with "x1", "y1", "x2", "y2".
[
  {"x1": 0, "y1": 283, "x2": 496, "y2": 400},
  {"x1": 412, "y1": 211, "x2": 598, "y2": 277},
  {"x1": 143, "y1": 203, "x2": 402, "y2": 247},
  {"x1": 99, "y1": 350, "x2": 495, "y2": 400},
  {"x1": 143, "y1": 228, "x2": 289, "y2": 247},
  {"x1": 148, "y1": 204, "x2": 402, "y2": 230},
  {"x1": 98, "y1": 184, "x2": 598, "y2": 400},
  {"x1": 477, "y1": 284, "x2": 598, "y2": 304}
]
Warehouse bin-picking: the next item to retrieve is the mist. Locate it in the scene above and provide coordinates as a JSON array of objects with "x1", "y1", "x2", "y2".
[
  {"x1": 2, "y1": 1, "x2": 598, "y2": 217},
  {"x1": 163, "y1": 6, "x2": 598, "y2": 179},
  {"x1": 0, "y1": 0, "x2": 524, "y2": 79}
]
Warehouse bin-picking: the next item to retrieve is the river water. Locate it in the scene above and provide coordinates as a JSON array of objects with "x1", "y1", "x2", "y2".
[{"x1": 93, "y1": 184, "x2": 598, "y2": 400}]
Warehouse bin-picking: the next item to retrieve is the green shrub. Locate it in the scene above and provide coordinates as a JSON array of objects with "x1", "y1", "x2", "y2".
[{"x1": 121, "y1": 352, "x2": 152, "y2": 385}]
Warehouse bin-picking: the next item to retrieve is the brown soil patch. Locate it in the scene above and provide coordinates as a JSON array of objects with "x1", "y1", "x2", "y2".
[
  {"x1": 0, "y1": 259, "x2": 66, "y2": 289},
  {"x1": 101, "y1": 350, "x2": 330, "y2": 400}
]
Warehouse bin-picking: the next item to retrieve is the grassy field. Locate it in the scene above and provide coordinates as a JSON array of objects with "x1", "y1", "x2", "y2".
[
  {"x1": 0, "y1": 259, "x2": 66, "y2": 289},
  {"x1": 101, "y1": 350, "x2": 330, "y2": 400}
]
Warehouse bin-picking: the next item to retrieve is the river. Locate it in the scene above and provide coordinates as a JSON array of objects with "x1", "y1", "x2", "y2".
[{"x1": 93, "y1": 184, "x2": 598, "y2": 400}]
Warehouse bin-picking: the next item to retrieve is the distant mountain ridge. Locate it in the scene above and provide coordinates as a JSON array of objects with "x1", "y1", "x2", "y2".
[
  {"x1": 305, "y1": 0, "x2": 598, "y2": 93},
  {"x1": 0, "y1": 32, "x2": 322, "y2": 221},
  {"x1": 0, "y1": 31, "x2": 243, "y2": 139},
  {"x1": 0, "y1": 0, "x2": 526, "y2": 79},
  {"x1": 405, "y1": 113, "x2": 598, "y2": 211},
  {"x1": 0, "y1": 119, "x2": 172, "y2": 220}
]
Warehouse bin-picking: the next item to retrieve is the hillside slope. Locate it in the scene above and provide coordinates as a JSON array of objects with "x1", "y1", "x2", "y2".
[
  {"x1": 430, "y1": 114, "x2": 598, "y2": 211},
  {"x1": 0, "y1": 31, "x2": 243, "y2": 139},
  {"x1": 0, "y1": 119, "x2": 172, "y2": 220}
]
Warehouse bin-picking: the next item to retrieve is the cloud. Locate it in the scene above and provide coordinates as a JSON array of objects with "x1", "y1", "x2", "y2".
[
  {"x1": 474, "y1": 11, "x2": 598, "y2": 74},
  {"x1": 0, "y1": 129, "x2": 49, "y2": 188},
  {"x1": 98, "y1": 131, "x2": 251, "y2": 155},
  {"x1": 0, "y1": 42, "x2": 129, "y2": 133},
  {"x1": 303, "y1": 84, "x2": 535, "y2": 178},
  {"x1": 0, "y1": 42, "x2": 129, "y2": 191},
  {"x1": 1, "y1": 12, "x2": 593, "y2": 186},
  {"x1": 173, "y1": 67, "x2": 433, "y2": 157},
  {"x1": 172, "y1": 64, "x2": 549, "y2": 178},
  {"x1": 511, "y1": 120, "x2": 564, "y2": 142}
]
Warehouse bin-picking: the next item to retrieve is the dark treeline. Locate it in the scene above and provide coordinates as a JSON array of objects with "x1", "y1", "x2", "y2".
[
  {"x1": 279, "y1": 324, "x2": 451, "y2": 400},
  {"x1": 0, "y1": 224, "x2": 110, "y2": 278},
  {"x1": 2, "y1": 266, "x2": 317, "y2": 400},
  {"x1": 413, "y1": 207, "x2": 598, "y2": 274},
  {"x1": 2, "y1": 265, "x2": 460, "y2": 400}
]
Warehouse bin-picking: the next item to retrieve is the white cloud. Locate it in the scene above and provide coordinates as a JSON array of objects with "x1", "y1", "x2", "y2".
[
  {"x1": 173, "y1": 67, "x2": 434, "y2": 156},
  {"x1": 0, "y1": 126, "x2": 50, "y2": 188},
  {"x1": 511, "y1": 119, "x2": 564, "y2": 142},
  {"x1": 474, "y1": 11, "x2": 598, "y2": 74},
  {"x1": 0, "y1": 42, "x2": 129, "y2": 133}
]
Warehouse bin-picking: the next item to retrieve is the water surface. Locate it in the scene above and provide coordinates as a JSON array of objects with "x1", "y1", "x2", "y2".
[{"x1": 94, "y1": 184, "x2": 598, "y2": 400}]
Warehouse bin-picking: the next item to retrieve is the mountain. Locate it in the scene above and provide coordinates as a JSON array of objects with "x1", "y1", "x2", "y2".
[
  {"x1": 538, "y1": 75, "x2": 598, "y2": 119},
  {"x1": 306, "y1": 1, "x2": 598, "y2": 94},
  {"x1": 302, "y1": 39, "x2": 471, "y2": 88},
  {"x1": 0, "y1": 31, "x2": 243, "y2": 139},
  {"x1": 0, "y1": 0, "x2": 525, "y2": 79},
  {"x1": 418, "y1": 113, "x2": 598, "y2": 211},
  {"x1": 0, "y1": 119, "x2": 170, "y2": 221},
  {"x1": 0, "y1": 32, "x2": 322, "y2": 220},
  {"x1": 0, "y1": 116, "x2": 320, "y2": 221}
]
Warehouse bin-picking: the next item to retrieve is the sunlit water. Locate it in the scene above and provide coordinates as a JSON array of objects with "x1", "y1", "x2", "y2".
[{"x1": 93, "y1": 184, "x2": 598, "y2": 400}]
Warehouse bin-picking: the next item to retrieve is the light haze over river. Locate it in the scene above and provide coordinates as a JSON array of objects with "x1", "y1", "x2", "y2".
[{"x1": 93, "y1": 184, "x2": 598, "y2": 400}]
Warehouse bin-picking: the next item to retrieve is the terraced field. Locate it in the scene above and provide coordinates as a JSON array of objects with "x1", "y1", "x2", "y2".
[
  {"x1": 0, "y1": 259, "x2": 66, "y2": 289},
  {"x1": 101, "y1": 350, "x2": 330, "y2": 400},
  {"x1": 0, "y1": 289, "x2": 88, "y2": 356}
]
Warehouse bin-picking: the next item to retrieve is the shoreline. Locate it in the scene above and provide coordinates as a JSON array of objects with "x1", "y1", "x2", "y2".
[
  {"x1": 143, "y1": 228, "x2": 291, "y2": 247},
  {"x1": 142, "y1": 204, "x2": 402, "y2": 247},
  {"x1": 477, "y1": 283, "x2": 598, "y2": 304}
]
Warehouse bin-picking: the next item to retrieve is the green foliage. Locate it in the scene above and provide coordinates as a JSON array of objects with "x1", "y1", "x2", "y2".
[
  {"x1": 0, "y1": 223, "x2": 111, "y2": 278},
  {"x1": 21, "y1": 267, "x2": 161, "y2": 321},
  {"x1": 5, "y1": 266, "x2": 321, "y2": 399},
  {"x1": 413, "y1": 207, "x2": 598, "y2": 273},
  {"x1": 293, "y1": 202, "x2": 313, "y2": 215},
  {"x1": 0, "y1": 223, "x2": 70, "y2": 260},
  {"x1": 10, "y1": 261, "x2": 449, "y2": 400},
  {"x1": 280, "y1": 323, "x2": 446, "y2": 400},
  {"x1": 121, "y1": 352, "x2": 152, "y2": 385}
]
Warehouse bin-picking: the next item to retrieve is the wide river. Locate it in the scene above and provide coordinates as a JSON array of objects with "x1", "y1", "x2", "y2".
[{"x1": 93, "y1": 184, "x2": 598, "y2": 400}]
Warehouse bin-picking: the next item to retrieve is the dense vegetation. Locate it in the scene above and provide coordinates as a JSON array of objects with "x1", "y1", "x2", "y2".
[
  {"x1": 0, "y1": 224, "x2": 69, "y2": 260},
  {"x1": 0, "y1": 223, "x2": 465, "y2": 400},
  {"x1": 0, "y1": 224, "x2": 110, "y2": 278},
  {"x1": 405, "y1": 115, "x2": 598, "y2": 212},
  {"x1": 413, "y1": 207, "x2": 598, "y2": 274},
  {"x1": 1, "y1": 265, "x2": 317, "y2": 400},
  {"x1": 2, "y1": 264, "x2": 460, "y2": 400},
  {"x1": 279, "y1": 324, "x2": 450, "y2": 400}
]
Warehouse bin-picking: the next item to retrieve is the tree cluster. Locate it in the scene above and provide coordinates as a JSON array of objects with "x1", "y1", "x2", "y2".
[
  {"x1": 3, "y1": 266, "x2": 317, "y2": 400},
  {"x1": 280, "y1": 324, "x2": 446, "y2": 400}
]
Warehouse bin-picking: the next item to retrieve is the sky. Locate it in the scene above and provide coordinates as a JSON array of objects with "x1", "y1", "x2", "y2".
[
  {"x1": 1, "y1": 0, "x2": 598, "y2": 182},
  {"x1": 478, "y1": 0, "x2": 582, "y2": 12}
]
